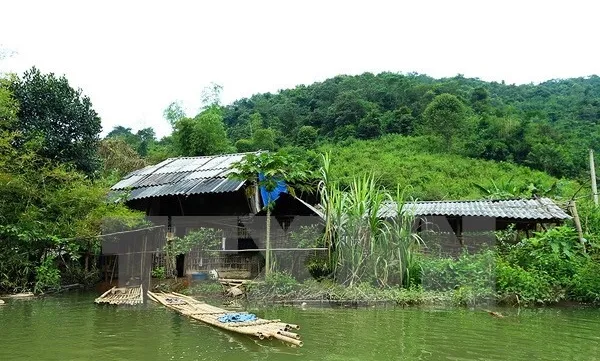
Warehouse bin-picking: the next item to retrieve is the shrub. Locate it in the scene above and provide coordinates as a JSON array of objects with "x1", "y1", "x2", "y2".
[
  {"x1": 420, "y1": 250, "x2": 496, "y2": 293},
  {"x1": 570, "y1": 259, "x2": 600, "y2": 303},
  {"x1": 152, "y1": 267, "x2": 166, "y2": 279},
  {"x1": 264, "y1": 271, "x2": 299, "y2": 295},
  {"x1": 305, "y1": 254, "x2": 333, "y2": 281},
  {"x1": 34, "y1": 256, "x2": 61, "y2": 293},
  {"x1": 495, "y1": 259, "x2": 558, "y2": 304},
  {"x1": 452, "y1": 286, "x2": 495, "y2": 306},
  {"x1": 500, "y1": 226, "x2": 585, "y2": 296}
]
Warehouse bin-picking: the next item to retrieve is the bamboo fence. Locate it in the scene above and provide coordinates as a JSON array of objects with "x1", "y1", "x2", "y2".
[{"x1": 148, "y1": 291, "x2": 302, "y2": 347}]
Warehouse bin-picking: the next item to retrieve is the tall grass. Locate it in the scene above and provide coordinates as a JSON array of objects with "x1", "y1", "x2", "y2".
[{"x1": 319, "y1": 153, "x2": 423, "y2": 288}]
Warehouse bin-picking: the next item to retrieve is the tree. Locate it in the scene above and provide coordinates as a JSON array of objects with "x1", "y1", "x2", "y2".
[
  {"x1": 382, "y1": 106, "x2": 415, "y2": 135},
  {"x1": 0, "y1": 82, "x2": 145, "y2": 292},
  {"x1": 136, "y1": 127, "x2": 156, "y2": 157},
  {"x1": 249, "y1": 112, "x2": 263, "y2": 137},
  {"x1": 9, "y1": 67, "x2": 102, "y2": 174},
  {"x1": 147, "y1": 135, "x2": 178, "y2": 164},
  {"x1": 163, "y1": 101, "x2": 186, "y2": 127},
  {"x1": 357, "y1": 110, "x2": 382, "y2": 139},
  {"x1": 296, "y1": 125, "x2": 318, "y2": 148},
  {"x1": 470, "y1": 87, "x2": 490, "y2": 115},
  {"x1": 200, "y1": 82, "x2": 223, "y2": 109},
  {"x1": 229, "y1": 152, "x2": 312, "y2": 276},
  {"x1": 252, "y1": 128, "x2": 276, "y2": 151},
  {"x1": 98, "y1": 138, "x2": 146, "y2": 176},
  {"x1": 0, "y1": 77, "x2": 18, "y2": 126},
  {"x1": 325, "y1": 91, "x2": 376, "y2": 137},
  {"x1": 106, "y1": 126, "x2": 156, "y2": 157},
  {"x1": 107, "y1": 126, "x2": 134, "y2": 139},
  {"x1": 422, "y1": 93, "x2": 466, "y2": 149},
  {"x1": 172, "y1": 106, "x2": 232, "y2": 156},
  {"x1": 235, "y1": 138, "x2": 254, "y2": 152}
]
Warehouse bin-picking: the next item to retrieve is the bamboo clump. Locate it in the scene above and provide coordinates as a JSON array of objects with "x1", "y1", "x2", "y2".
[
  {"x1": 94, "y1": 285, "x2": 144, "y2": 305},
  {"x1": 148, "y1": 291, "x2": 303, "y2": 347}
]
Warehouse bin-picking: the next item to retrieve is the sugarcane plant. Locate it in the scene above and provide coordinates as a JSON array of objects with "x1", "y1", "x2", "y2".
[{"x1": 319, "y1": 152, "x2": 423, "y2": 287}]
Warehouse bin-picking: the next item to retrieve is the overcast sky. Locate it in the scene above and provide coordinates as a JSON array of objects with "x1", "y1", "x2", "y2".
[{"x1": 1, "y1": 0, "x2": 599, "y2": 138}]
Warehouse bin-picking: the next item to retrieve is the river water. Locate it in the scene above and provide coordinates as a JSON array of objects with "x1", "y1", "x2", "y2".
[{"x1": 0, "y1": 293, "x2": 599, "y2": 361}]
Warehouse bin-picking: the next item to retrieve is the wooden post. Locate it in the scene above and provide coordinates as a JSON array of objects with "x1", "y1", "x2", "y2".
[
  {"x1": 457, "y1": 218, "x2": 464, "y2": 247},
  {"x1": 590, "y1": 149, "x2": 598, "y2": 206},
  {"x1": 568, "y1": 200, "x2": 586, "y2": 253}
]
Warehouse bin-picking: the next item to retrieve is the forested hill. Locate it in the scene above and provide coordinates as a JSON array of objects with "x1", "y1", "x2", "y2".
[{"x1": 219, "y1": 73, "x2": 600, "y2": 179}]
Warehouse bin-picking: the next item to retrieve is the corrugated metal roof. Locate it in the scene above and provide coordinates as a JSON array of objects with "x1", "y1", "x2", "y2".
[
  {"x1": 111, "y1": 152, "x2": 259, "y2": 200},
  {"x1": 379, "y1": 198, "x2": 571, "y2": 220}
]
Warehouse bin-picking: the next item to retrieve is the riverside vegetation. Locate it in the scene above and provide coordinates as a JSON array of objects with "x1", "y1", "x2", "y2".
[
  {"x1": 1, "y1": 67, "x2": 600, "y2": 306},
  {"x1": 217, "y1": 160, "x2": 600, "y2": 307}
]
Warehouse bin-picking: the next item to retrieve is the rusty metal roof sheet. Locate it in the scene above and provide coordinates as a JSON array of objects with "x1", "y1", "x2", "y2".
[
  {"x1": 111, "y1": 152, "x2": 259, "y2": 200},
  {"x1": 379, "y1": 198, "x2": 571, "y2": 220}
]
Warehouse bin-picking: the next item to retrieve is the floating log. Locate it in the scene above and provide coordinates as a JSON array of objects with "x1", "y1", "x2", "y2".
[
  {"x1": 148, "y1": 291, "x2": 303, "y2": 347},
  {"x1": 483, "y1": 309, "x2": 505, "y2": 318}
]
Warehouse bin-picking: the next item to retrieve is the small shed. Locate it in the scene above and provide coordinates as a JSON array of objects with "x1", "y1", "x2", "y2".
[{"x1": 380, "y1": 197, "x2": 572, "y2": 254}]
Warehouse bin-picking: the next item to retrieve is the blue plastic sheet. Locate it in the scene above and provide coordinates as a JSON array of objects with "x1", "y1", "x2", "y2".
[
  {"x1": 218, "y1": 313, "x2": 258, "y2": 323},
  {"x1": 258, "y1": 173, "x2": 287, "y2": 208}
]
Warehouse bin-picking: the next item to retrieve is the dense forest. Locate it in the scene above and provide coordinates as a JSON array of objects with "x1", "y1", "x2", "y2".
[
  {"x1": 2, "y1": 67, "x2": 600, "y2": 297},
  {"x1": 108, "y1": 72, "x2": 600, "y2": 184}
]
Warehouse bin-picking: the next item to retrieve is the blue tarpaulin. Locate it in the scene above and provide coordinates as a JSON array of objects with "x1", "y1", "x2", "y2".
[
  {"x1": 258, "y1": 173, "x2": 287, "y2": 208},
  {"x1": 218, "y1": 313, "x2": 258, "y2": 323}
]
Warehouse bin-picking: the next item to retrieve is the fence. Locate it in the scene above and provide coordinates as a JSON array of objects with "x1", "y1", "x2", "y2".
[{"x1": 100, "y1": 226, "x2": 167, "y2": 288}]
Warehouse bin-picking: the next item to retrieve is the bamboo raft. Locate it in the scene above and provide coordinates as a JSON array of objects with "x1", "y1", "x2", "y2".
[
  {"x1": 148, "y1": 291, "x2": 303, "y2": 347},
  {"x1": 95, "y1": 285, "x2": 144, "y2": 305}
]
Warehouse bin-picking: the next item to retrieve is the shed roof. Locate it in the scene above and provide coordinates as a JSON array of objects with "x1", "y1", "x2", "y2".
[
  {"x1": 379, "y1": 198, "x2": 571, "y2": 220},
  {"x1": 111, "y1": 152, "x2": 259, "y2": 201}
]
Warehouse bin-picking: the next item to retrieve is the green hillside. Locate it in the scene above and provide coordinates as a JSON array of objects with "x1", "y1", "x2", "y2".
[
  {"x1": 108, "y1": 72, "x2": 600, "y2": 183},
  {"x1": 319, "y1": 135, "x2": 577, "y2": 200},
  {"x1": 219, "y1": 72, "x2": 600, "y2": 179}
]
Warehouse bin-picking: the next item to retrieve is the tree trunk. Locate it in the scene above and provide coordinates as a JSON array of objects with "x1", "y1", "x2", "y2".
[{"x1": 266, "y1": 207, "x2": 271, "y2": 277}]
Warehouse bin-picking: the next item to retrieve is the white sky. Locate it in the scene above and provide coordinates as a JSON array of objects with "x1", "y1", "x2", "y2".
[{"x1": 1, "y1": 0, "x2": 599, "y2": 138}]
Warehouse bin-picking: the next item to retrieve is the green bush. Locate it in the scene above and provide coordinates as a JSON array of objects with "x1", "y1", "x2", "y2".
[
  {"x1": 420, "y1": 250, "x2": 496, "y2": 292},
  {"x1": 452, "y1": 285, "x2": 495, "y2": 306},
  {"x1": 495, "y1": 259, "x2": 558, "y2": 304},
  {"x1": 305, "y1": 254, "x2": 333, "y2": 281},
  {"x1": 34, "y1": 256, "x2": 61, "y2": 293},
  {"x1": 151, "y1": 267, "x2": 166, "y2": 279},
  {"x1": 570, "y1": 259, "x2": 600, "y2": 303},
  {"x1": 500, "y1": 226, "x2": 586, "y2": 296},
  {"x1": 264, "y1": 271, "x2": 299, "y2": 295}
]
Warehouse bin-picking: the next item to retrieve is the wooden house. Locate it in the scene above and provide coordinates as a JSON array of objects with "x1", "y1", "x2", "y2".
[{"x1": 109, "y1": 152, "x2": 322, "y2": 279}]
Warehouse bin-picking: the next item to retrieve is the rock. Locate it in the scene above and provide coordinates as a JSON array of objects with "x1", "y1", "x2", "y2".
[
  {"x1": 0, "y1": 299, "x2": 5, "y2": 305},
  {"x1": 9, "y1": 292, "x2": 34, "y2": 298}
]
